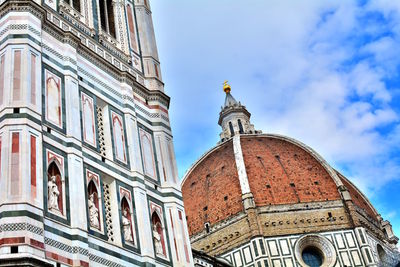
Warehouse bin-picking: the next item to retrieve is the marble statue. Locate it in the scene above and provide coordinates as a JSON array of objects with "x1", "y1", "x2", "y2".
[
  {"x1": 153, "y1": 224, "x2": 163, "y2": 256},
  {"x1": 88, "y1": 193, "x2": 99, "y2": 228},
  {"x1": 48, "y1": 175, "x2": 60, "y2": 212},
  {"x1": 122, "y1": 209, "x2": 133, "y2": 243}
]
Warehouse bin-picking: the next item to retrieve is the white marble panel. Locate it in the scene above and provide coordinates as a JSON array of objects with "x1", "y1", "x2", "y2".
[
  {"x1": 340, "y1": 251, "x2": 351, "y2": 266},
  {"x1": 345, "y1": 232, "x2": 356, "y2": 248},
  {"x1": 268, "y1": 240, "x2": 279, "y2": 256},
  {"x1": 243, "y1": 246, "x2": 252, "y2": 264},
  {"x1": 272, "y1": 259, "x2": 282, "y2": 267},
  {"x1": 335, "y1": 233, "x2": 346, "y2": 249},
  {"x1": 233, "y1": 251, "x2": 243, "y2": 267},
  {"x1": 279, "y1": 239, "x2": 290, "y2": 255},
  {"x1": 351, "y1": 250, "x2": 362, "y2": 265}
]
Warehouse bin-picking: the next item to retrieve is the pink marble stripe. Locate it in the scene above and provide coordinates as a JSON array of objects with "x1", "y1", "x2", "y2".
[
  {"x1": 30, "y1": 54, "x2": 36, "y2": 105},
  {"x1": 0, "y1": 54, "x2": 4, "y2": 105},
  {"x1": 11, "y1": 132, "x2": 19, "y2": 195},
  {"x1": 13, "y1": 50, "x2": 21, "y2": 101}
]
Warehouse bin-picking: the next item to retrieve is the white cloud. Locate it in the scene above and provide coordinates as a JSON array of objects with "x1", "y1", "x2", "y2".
[{"x1": 152, "y1": 0, "x2": 400, "y2": 232}]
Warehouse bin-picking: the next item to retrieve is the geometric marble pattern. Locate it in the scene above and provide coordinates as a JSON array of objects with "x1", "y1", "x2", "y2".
[{"x1": 0, "y1": 223, "x2": 43, "y2": 236}]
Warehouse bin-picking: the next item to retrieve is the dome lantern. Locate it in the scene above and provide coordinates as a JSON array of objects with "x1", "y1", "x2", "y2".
[{"x1": 218, "y1": 82, "x2": 261, "y2": 142}]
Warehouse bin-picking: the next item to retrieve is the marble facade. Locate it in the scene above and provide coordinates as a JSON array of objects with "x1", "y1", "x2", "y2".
[{"x1": 0, "y1": 0, "x2": 193, "y2": 266}]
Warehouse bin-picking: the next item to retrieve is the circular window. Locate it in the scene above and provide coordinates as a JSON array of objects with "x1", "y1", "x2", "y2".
[
  {"x1": 302, "y1": 246, "x2": 323, "y2": 267},
  {"x1": 294, "y1": 234, "x2": 336, "y2": 267}
]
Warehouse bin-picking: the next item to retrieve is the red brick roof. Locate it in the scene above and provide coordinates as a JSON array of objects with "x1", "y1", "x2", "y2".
[
  {"x1": 182, "y1": 140, "x2": 243, "y2": 236},
  {"x1": 241, "y1": 136, "x2": 340, "y2": 206},
  {"x1": 182, "y1": 134, "x2": 378, "y2": 236}
]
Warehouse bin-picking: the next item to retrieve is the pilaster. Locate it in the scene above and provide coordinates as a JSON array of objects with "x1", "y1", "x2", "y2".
[{"x1": 133, "y1": 187, "x2": 154, "y2": 259}]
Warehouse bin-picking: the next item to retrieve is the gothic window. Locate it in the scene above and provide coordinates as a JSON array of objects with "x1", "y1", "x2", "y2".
[
  {"x1": 66, "y1": 0, "x2": 81, "y2": 12},
  {"x1": 81, "y1": 93, "x2": 96, "y2": 146},
  {"x1": 229, "y1": 121, "x2": 234, "y2": 137},
  {"x1": 152, "y1": 211, "x2": 166, "y2": 257},
  {"x1": 99, "y1": 0, "x2": 116, "y2": 38},
  {"x1": 87, "y1": 179, "x2": 101, "y2": 230},
  {"x1": 47, "y1": 162, "x2": 63, "y2": 215},
  {"x1": 121, "y1": 196, "x2": 135, "y2": 245},
  {"x1": 112, "y1": 112, "x2": 127, "y2": 163},
  {"x1": 238, "y1": 119, "x2": 244, "y2": 134},
  {"x1": 45, "y1": 70, "x2": 62, "y2": 128},
  {"x1": 139, "y1": 128, "x2": 157, "y2": 179}
]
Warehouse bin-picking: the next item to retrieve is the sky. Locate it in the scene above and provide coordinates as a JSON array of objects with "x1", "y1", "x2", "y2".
[{"x1": 150, "y1": 1, "x2": 400, "y2": 238}]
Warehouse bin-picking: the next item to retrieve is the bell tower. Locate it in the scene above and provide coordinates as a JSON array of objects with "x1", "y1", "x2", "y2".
[
  {"x1": 218, "y1": 81, "x2": 261, "y2": 142},
  {"x1": 0, "y1": 0, "x2": 193, "y2": 266}
]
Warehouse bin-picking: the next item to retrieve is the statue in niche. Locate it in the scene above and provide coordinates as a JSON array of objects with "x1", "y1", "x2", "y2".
[
  {"x1": 48, "y1": 175, "x2": 60, "y2": 212},
  {"x1": 153, "y1": 223, "x2": 163, "y2": 256},
  {"x1": 122, "y1": 209, "x2": 133, "y2": 243},
  {"x1": 88, "y1": 193, "x2": 99, "y2": 229}
]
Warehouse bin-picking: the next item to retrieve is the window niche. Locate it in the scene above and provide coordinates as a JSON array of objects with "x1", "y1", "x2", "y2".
[
  {"x1": 99, "y1": 0, "x2": 116, "y2": 38},
  {"x1": 238, "y1": 119, "x2": 244, "y2": 134},
  {"x1": 64, "y1": 0, "x2": 81, "y2": 12},
  {"x1": 120, "y1": 190, "x2": 136, "y2": 246},
  {"x1": 46, "y1": 151, "x2": 66, "y2": 218},
  {"x1": 229, "y1": 121, "x2": 234, "y2": 137},
  {"x1": 87, "y1": 170, "x2": 103, "y2": 232},
  {"x1": 150, "y1": 202, "x2": 168, "y2": 259}
]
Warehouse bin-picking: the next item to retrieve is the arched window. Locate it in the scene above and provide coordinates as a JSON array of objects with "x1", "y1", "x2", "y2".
[
  {"x1": 66, "y1": 0, "x2": 81, "y2": 12},
  {"x1": 229, "y1": 121, "x2": 234, "y2": 137},
  {"x1": 88, "y1": 180, "x2": 100, "y2": 229},
  {"x1": 121, "y1": 197, "x2": 135, "y2": 244},
  {"x1": 238, "y1": 119, "x2": 244, "y2": 134},
  {"x1": 99, "y1": 0, "x2": 116, "y2": 38},
  {"x1": 47, "y1": 162, "x2": 63, "y2": 215},
  {"x1": 152, "y1": 212, "x2": 166, "y2": 257}
]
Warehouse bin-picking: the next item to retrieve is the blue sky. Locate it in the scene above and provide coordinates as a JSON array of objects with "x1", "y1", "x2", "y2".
[{"x1": 150, "y1": 1, "x2": 400, "y2": 239}]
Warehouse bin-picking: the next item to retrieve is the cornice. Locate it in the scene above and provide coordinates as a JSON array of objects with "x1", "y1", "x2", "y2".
[
  {"x1": 218, "y1": 105, "x2": 251, "y2": 125},
  {"x1": 0, "y1": 0, "x2": 170, "y2": 108},
  {"x1": 0, "y1": 0, "x2": 45, "y2": 20}
]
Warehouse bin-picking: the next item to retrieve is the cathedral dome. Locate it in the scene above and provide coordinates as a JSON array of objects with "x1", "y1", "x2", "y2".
[
  {"x1": 181, "y1": 84, "x2": 399, "y2": 264},
  {"x1": 182, "y1": 133, "x2": 378, "y2": 237}
]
